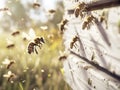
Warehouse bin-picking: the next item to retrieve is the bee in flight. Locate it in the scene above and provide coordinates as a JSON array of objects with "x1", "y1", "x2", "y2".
[
  {"x1": 48, "y1": 9, "x2": 56, "y2": 14},
  {"x1": 99, "y1": 11, "x2": 108, "y2": 29},
  {"x1": 2, "y1": 58, "x2": 15, "y2": 69},
  {"x1": 59, "y1": 55, "x2": 67, "y2": 61},
  {"x1": 0, "y1": 7, "x2": 9, "y2": 11},
  {"x1": 11, "y1": 31, "x2": 20, "y2": 36},
  {"x1": 6, "y1": 44, "x2": 15, "y2": 49},
  {"x1": 28, "y1": 37, "x2": 45, "y2": 54},
  {"x1": 59, "y1": 19, "x2": 68, "y2": 34},
  {"x1": 33, "y1": 0, "x2": 40, "y2": 8},
  {"x1": 3, "y1": 71, "x2": 15, "y2": 82},
  {"x1": 74, "y1": 2, "x2": 86, "y2": 18}
]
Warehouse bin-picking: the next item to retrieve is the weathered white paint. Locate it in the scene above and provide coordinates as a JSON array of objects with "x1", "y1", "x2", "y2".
[{"x1": 63, "y1": 0, "x2": 120, "y2": 90}]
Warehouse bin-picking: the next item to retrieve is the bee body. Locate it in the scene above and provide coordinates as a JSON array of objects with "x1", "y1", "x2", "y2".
[
  {"x1": 75, "y1": 7, "x2": 80, "y2": 17},
  {"x1": 82, "y1": 15, "x2": 95, "y2": 29},
  {"x1": 60, "y1": 19, "x2": 68, "y2": 34},
  {"x1": 33, "y1": 3, "x2": 40, "y2": 8},
  {"x1": 28, "y1": 42, "x2": 36, "y2": 54},
  {"x1": 74, "y1": 2, "x2": 86, "y2": 18},
  {"x1": 11, "y1": 31, "x2": 20, "y2": 36},
  {"x1": 6, "y1": 44, "x2": 15, "y2": 49},
  {"x1": 48, "y1": 9, "x2": 56, "y2": 13},
  {"x1": 27, "y1": 37, "x2": 45, "y2": 54},
  {"x1": 59, "y1": 56, "x2": 67, "y2": 61},
  {"x1": 7, "y1": 61, "x2": 15, "y2": 69}
]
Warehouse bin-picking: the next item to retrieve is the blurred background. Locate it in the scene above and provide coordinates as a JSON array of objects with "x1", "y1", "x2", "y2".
[{"x1": 0, "y1": 0, "x2": 71, "y2": 90}]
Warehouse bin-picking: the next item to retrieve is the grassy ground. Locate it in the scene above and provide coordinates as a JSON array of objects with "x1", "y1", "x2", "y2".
[{"x1": 0, "y1": 28, "x2": 71, "y2": 90}]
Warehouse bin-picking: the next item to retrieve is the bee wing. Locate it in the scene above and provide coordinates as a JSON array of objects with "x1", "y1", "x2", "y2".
[
  {"x1": 22, "y1": 28, "x2": 36, "y2": 41},
  {"x1": 2, "y1": 58, "x2": 10, "y2": 65},
  {"x1": 6, "y1": 11, "x2": 12, "y2": 16},
  {"x1": 40, "y1": 26, "x2": 48, "y2": 30},
  {"x1": 28, "y1": 28, "x2": 36, "y2": 40}
]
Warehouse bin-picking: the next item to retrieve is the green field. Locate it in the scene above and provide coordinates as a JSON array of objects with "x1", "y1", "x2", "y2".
[{"x1": 0, "y1": 29, "x2": 71, "y2": 90}]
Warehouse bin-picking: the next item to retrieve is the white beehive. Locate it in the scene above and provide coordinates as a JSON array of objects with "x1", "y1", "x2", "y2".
[{"x1": 62, "y1": 0, "x2": 120, "y2": 90}]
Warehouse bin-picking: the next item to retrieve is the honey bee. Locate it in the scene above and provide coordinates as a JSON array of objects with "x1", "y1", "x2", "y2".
[
  {"x1": 74, "y1": 7, "x2": 80, "y2": 18},
  {"x1": 8, "y1": 74, "x2": 14, "y2": 82},
  {"x1": 11, "y1": 31, "x2": 20, "y2": 36},
  {"x1": 2, "y1": 59, "x2": 15, "y2": 69},
  {"x1": 59, "y1": 55, "x2": 67, "y2": 61},
  {"x1": 33, "y1": 3, "x2": 40, "y2": 8},
  {"x1": 6, "y1": 44, "x2": 15, "y2": 49},
  {"x1": 75, "y1": 0, "x2": 79, "y2": 2},
  {"x1": 48, "y1": 9, "x2": 56, "y2": 14},
  {"x1": 82, "y1": 15, "x2": 95, "y2": 30},
  {"x1": 0, "y1": 7, "x2": 9, "y2": 11},
  {"x1": 70, "y1": 36, "x2": 79, "y2": 49},
  {"x1": 7, "y1": 61, "x2": 15, "y2": 69},
  {"x1": 99, "y1": 11, "x2": 108, "y2": 29},
  {"x1": 59, "y1": 19, "x2": 68, "y2": 34},
  {"x1": 28, "y1": 37, "x2": 45, "y2": 54},
  {"x1": 74, "y1": 2, "x2": 86, "y2": 18},
  {"x1": 28, "y1": 42, "x2": 37, "y2": 54},
  {"x1": 3, "y1": 71, "x2": 15, "y2": 82},
  {"x1": 33, "y1": 0, "x2": 40, "y2": 8}
]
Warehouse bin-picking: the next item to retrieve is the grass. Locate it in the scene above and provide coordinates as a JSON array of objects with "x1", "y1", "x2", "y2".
[{"x1": 0, "y1": 28, "x2": 71, "y2": 90}]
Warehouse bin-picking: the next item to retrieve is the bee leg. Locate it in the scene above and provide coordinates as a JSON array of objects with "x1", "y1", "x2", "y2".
[
  {"x1": 35, "y1": 47, "x2": 38, "y2": 54},
  {"x1": 37, "y1": 44, "x2": 41, "y2": 49},
  {"x1": 74, "y1": 43, "x2": 78, "y2": 49},
  {"x1": 88, "y1": 23, "x2": 92, "y2": 30}
]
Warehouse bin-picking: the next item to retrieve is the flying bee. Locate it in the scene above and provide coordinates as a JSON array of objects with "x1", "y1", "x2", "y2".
[
  {"x1": 59, "y1": 19, "x2": 68, "y2": 34},
  {"x1": 3, "y1": 71, "x2": 15, "y2": 82},
  {"x1": 62, "y1": 19, "x2": 68, "y2": 25},
  {"x1": 11, "y1": 31, "x2": 20, "y2": 36},
  {"x1": 82, "y1": 15, "x2": 95, "y2": 30},
  {"x1": 6, "y1": 44, "x2": 15, "y2": 49},
  {"x1": 33, "y1": 0, "x2": 40, "y2": 8},
  {"x1": 28, "y1": 42, "x2": 37, "y2": 54},
  {"x1": 7, "y1": 61, "x2": 15, "y2": 69},
  {"x1": 2, "y1": 59, "x2": 15, "y2": 69},
  {"x1": 74, "y1": 2, "x2": 86, "y2": 18},
  {"x1": 33, "y1": 3, "x2": 40, "y2": 8},
  {"x1": 74, "y1": 7, "x2": 80, "y2": 18},
  {"x1": 3, "y1": 8, "x2": 9, "y2": 11},
  {"x1": 59, "y1": 55, "x2": 67, "y2": 61},
  {"x1": 0, "y1": 7, "x2": 12, "y2": 16},
  {"x1": 70, "y1": 36, "x2": 79, "y2": 49},
  {"x1": 48, "y1": 9, "x2": 56, "y2": 14},
  {"x1": 28, "y1": 37, "x2": 45, "y2": 54},
  {"x1": 26, "y1": 28, "x2": 45, "y2": 54},
  {"x1": 0, "y1": 7, "x2": 9, "y2": 11}
]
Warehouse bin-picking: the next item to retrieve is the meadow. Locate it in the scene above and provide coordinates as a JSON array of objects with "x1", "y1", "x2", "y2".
[{"x1": 0, "y1": 28, "x2": 71, "y2": 90}]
